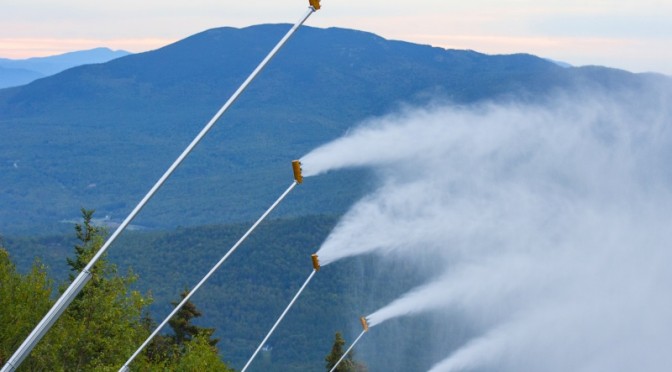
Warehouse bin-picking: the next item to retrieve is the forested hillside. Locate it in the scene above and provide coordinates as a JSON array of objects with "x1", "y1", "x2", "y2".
[{"x1": 4, "y1": 213, "x2": 450, "y2": 371}]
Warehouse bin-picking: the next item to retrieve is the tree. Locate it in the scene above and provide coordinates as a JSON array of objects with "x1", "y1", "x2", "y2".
[
  {"x1": 1, "y1": 209, "x2": 233, "y2": 371},
  {"x1": 0, "y1": 247, "x2": 52, "y2": 370},
  {"x1": 325, "y1": 332, "x2": 367, "y2": 372},
  {"x1": 139, "y1": 291, "x2": 231, "y2": 371},
  {"x1": 172, "y1": 334, "x2": 234, "y2": 372},
  {"x1": 142, "y1": 311, "x2": 174, "y2": 365},
  {"x1": 169, "y1": 290, "x2": 219, "y2": 348},
  {"x1": 66, "y1": 208, "x2": 100, "y2": 275},
  {"x1": 27, "y1": 208, "x2": 152, "y2": 370}
]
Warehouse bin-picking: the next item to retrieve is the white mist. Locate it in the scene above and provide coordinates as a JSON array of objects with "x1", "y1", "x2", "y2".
[{"x1": 302, "y1": 91, "x2": 672, "y2": 371}]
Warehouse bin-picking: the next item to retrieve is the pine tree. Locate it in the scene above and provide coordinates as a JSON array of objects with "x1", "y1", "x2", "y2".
[
  {"x1": 66, "y1": 208, "x2": 100, "y2": 275},
  {"x1": 1, "y1": 209, "x2": 233, "y2": 371},
  {"x1": 140, "y1": 291, "x2": 230, "y2": 371},
  {"x1": 30, "y1": 209, "x2": 153, "y2": 370},
  {"x1": 142, "y1": 312, "x2": 174, "y2": 364},
  {"x1": 169, "y1": 290, "x2": 219, "y2": 347},
  {"x1": 325, "y1": 332, "x2": 367, "y2": 372}
]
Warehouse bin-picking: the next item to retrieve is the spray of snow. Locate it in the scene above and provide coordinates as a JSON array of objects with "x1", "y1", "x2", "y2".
[{"x1": 301, "y1": 88, "x2": 672, "y2": 371}]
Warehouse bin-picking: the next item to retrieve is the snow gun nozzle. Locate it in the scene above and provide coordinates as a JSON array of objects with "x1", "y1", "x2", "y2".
[
  {"x1": 360, "y1": 317, "x2": 369, "y2": 332},
  {"x1": 292, "y1": 160, "x2": 303, "y2": 184},
  {"x1": 311, "y1": 254, "x2": 320, "y2": 271}
]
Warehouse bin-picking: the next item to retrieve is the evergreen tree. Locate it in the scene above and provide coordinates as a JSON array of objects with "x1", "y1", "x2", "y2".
[
  {"x1": 169, "y1": 290, "x2": 219, "y2": 347},
  {"x1": 32, "y1": 209, "x2": 151, "y2": 370},
  {"x1": 142, "y1": 312, "x2": 174, "y2": 364},
  {"x1": 66, "y1": 208, "x2": 100, "y2": 275},
  {"x1": 140, "y1": 291, "x2": 230, "y2": 371},
  {"x1": 325, "y1": 332, "x2": 367, "y2": 372},
  {"x1": 1, "y1": 209, "x2": 233, "y2": 371}
]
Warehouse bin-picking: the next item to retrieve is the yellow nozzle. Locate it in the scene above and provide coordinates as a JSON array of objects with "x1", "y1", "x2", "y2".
[
  {"x1": 360, "y1": 317, "x2": 369, "y2": 332},
  {"x1": 309, "y1": 0, "x2": 321, "y2": 10},
  {"x1": 292, "y1": 160, "x2": 303, "y2": 184},
  {"x1": 311, "y1": 254, "x2": 320, "y2": 271}
]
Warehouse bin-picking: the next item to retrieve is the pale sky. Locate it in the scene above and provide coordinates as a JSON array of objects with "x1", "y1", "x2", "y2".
[{"x1": 1, "y1": 0, "x2": 671, "y2": 75}]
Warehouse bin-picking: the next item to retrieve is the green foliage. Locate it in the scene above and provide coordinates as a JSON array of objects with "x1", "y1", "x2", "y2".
[
  {"x1": 66, "y1": 208, "x2": 101, "y2": 275},
  {"x1": 169, "y1": 291, "x2": 219, "y2": 347},
  {"x1": 0, "y1": 247, "x2": 53, "y2": 368},
  {"x1": 325, "y1": 332, "x2": 347, "y2": 371},
  {"x1": 325, "y1": 332, "x2": 366, "y2": 372},
  {"x1": 173, "y1": 335, "x2": 233, "y2": 372},
  {"x1": 0, "y1": 210, "x2": 233, "y2": 371},
  {"x1": 18, "y1": 209, "x2": 151, "y2": 371},
  {"x1": 4, "y1": 214, "x2": 442, "y2": 371},
  {"x1": 140, "y1": 290, "x2": 222, "y2": 367}
]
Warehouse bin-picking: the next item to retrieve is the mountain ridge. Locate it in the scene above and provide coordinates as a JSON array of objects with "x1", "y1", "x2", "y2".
[
  {"x1": 1, "y1": 24, "x2": 670, "y2": 235},
  {"x1": 0, "y1": 47, "x2": 131, "y2": 89}
]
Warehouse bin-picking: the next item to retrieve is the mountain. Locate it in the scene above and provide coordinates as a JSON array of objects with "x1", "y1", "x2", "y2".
[
  {"x1": 0, "y1": 65, "x2": 44, "y2": 88},
  {"x1": 3, "y1": 24, "x2": 672, "y2": 371},
  {"x1": 0, "y1": 24, "x2": 670, "y2": 235},
  {"x1": 0, "y1": 47, "x2": 130, "y2": 88}
]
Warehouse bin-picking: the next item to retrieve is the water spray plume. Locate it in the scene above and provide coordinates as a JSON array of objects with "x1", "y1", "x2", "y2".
[
  {"x1": 366, "y1": 274, "x2": 452, "y2": 328},
  {"x1": 314, "y1": 179, "x2": 470, "y2": 266},
  {"x1": 366, "y1": 258, "x2": 536, "y2": 328},
  {"x1": 241, "y1": 254, "x2": 320, "y2": 372},
  {"x1": 299, "y1": 105, "x2": 467, "y2": 177},
  {"x1": 301, "y1": 88, "x2": 672, "y2": 370}
]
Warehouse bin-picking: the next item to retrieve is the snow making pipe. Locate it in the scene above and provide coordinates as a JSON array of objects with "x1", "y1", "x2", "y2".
[
  {"x1": 1, "y1": 5, "x2": 320, "y2": 371},
  {"x1": 241, "y1": 255, "x2": 320, "y2": 372},
  {"x1": 328, "y1": 318, "x2": 369, "y2": 372}
]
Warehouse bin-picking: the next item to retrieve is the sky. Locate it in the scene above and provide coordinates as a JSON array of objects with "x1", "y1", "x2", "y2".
[{"x1": 1, "y1": 0, "x2": 671, "y2": 75}]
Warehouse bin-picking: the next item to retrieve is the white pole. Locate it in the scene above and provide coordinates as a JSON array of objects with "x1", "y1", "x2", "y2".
[
  {"x1": 119, "y1": 181, "x2": 298, "y2": 371},
  {"x1": 241, "y1": 268, "x2": 318, "y2": 372},
  {"x1": 1, "y1": 5, "x2": 317, "y2": 372},
  {"x1": 329, "y1": 329, "x2": 367, "y2": 372}
]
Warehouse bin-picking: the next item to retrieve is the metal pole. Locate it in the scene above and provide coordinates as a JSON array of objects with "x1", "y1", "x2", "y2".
[
  {"x1": 119, "y1": 181, "x2": 297, "y2": 371},
  {"x1": 241, "y1": 268, "x2": 318, "y2": 372},
  {"x1": 1, "y1": 6, "x2": 317, "y2": 372},
  {"x1": 329, "y1": 329, "x2": 367, "y2": 372}
]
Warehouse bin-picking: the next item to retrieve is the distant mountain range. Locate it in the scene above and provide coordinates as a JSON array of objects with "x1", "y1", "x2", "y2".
[
  {"x1": 0, "y1": 47, "x2": 130, "y2": 88},
  {"x1": 0, "y1": 24, "x2": 670, "y2": 235}
]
